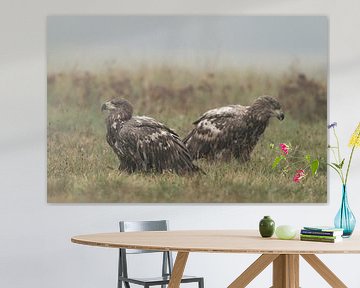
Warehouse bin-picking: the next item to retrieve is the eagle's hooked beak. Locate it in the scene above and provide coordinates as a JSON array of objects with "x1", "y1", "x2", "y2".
[
  {"x1": 102, "y1": 100, "x2": 118, "y2": 112},
  {"x1": 275, "y1": 109, "x2": 285, "y2": 121},
  {"x1": 101, "y1": 102, "x2": 109, "y2": 112}
]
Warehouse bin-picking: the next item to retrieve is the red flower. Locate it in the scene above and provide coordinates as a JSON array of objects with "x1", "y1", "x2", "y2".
[
  {"x1": 293, "y1": 169, "x2": 305, "y2": 183},
  {"x1": 279, "y1": 143, "x2": 289, "y2": 155}
]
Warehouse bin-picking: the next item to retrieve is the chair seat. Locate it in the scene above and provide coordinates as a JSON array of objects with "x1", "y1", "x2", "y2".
[{"x1": 119, "y1": 274, "x2": 203, "y2": 286}]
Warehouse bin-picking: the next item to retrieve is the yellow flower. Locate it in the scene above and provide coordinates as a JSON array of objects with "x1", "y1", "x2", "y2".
[{"x1": 349, "y1": 122, "x2": 360, "y2": 147}]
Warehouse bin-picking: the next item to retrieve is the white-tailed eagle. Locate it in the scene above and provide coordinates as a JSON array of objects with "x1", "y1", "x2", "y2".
[
  {"x1": 183, "y1": 96, "x2": 284, "y2": 162},
  {"x1": 101, "y1": 98, "x2": 200, "y2": 174}
]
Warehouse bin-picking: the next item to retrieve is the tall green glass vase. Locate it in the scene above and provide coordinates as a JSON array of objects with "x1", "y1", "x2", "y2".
[{"x1": 334, "y1": 185, "x2": 356, "y2": 237}]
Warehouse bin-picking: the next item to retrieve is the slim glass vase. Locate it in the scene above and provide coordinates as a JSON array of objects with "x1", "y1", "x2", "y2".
[{"x1": 334, "y1": 185, "x2": 356, "y2": 237}]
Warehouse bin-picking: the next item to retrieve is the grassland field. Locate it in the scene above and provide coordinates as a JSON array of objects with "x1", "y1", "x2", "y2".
[{"x1": 47, "y1": 64, "x2": 327, "y2": 203}]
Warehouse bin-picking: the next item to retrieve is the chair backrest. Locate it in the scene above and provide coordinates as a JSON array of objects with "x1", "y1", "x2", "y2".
[
  {"x1": 118, "y1": 220, "x2": 174, "y2": 281},
  {"x1": 119, "y1": 220, "x2": 169, "y2": 254},
  {"x1": 120, "y1": 220, "x2": 168, "y2": 233}
]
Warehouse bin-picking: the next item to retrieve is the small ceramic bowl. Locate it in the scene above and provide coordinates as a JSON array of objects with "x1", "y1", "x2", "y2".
[{"x1": 275, "y1": 225, "x2": 297, "y2": 240}]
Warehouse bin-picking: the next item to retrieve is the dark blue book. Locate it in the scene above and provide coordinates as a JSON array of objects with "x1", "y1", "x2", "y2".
[{"x1": 301, "y1": 226, "x2": 343, "y2": 237}]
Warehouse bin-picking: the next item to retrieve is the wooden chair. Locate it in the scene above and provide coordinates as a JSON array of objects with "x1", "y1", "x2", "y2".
[{"x1": 118, "y1": 220, "x2": 204, "y2": 288}]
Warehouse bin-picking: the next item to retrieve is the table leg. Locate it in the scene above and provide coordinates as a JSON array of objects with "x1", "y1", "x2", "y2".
[
  {"x1": 168, "y1": 251, "x2": 189, "y2": 288},
  {"x1": 229, "y1": 253, "x2": 348, "y2": 288},
  {"x1": 301, "y1": 254, "x2": 347, "y2": 288},
  {"x1": 272, "y1": 254, "x2": 299, "y2": 288},
  {"x1": 228, "y1": 254, "x2": 279, "y2": 288}
]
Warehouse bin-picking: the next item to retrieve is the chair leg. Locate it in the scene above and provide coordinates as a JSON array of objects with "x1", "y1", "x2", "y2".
[{"x1": 199, "y1": 278, "x2": 204, "y2": 288}]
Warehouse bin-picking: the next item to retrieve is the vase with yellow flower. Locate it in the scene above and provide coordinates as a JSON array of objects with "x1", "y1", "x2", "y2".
[{"x1": 328, "y1": 122, "x2": 360, "y2": 237}]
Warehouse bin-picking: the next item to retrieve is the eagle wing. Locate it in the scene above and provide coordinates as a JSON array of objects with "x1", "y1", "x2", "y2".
[
  {"x1": 184, "y1": 105, "x2": 249, "y2": 159},
  {"x1": 192, "y1": 105, "x2": 248, "y2": 124},
  {"x1": 115, "y1": 116, "x2": 199, "y2": 173}
]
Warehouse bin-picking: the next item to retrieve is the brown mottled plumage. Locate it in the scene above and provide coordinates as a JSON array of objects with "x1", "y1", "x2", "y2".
[
  {"x1": 184, "y1": 96, "x2": 285, "y2": 162},
  {"x1": 101, "y1": 99, "x2": 200, "y2": 174}
]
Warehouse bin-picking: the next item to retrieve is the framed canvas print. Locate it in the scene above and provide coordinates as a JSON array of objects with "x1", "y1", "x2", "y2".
[{"x1": 47, "y1": 16, "x2": 328, "y2": 203}]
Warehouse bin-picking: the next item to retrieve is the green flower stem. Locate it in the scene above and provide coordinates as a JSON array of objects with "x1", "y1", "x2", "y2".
[
  {"x1": 333, "y1": 127, "x2": 342, "y2": 163},
  {"x1": 329, "y1": 148, "x2": 344, "y2": 183},
  {"x1": 328, "y1": 163, "x2": 344, "y2": 180},
  {"x1": 344, "y1": 145, "x2": 355, "y2": 185},
  {"x1": 332, "y1": 127, "x2": 345, "y2": 183},
  {"x1": 330, "y1": 148, "x2": 339, "y2": 164}
]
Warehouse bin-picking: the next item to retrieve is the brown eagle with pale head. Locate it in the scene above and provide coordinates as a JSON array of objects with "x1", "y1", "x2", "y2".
[
  {"x1": 183, "y1": 95, "x2": 284, "y2": 162},
  {"x1": 101, "y1": 98, "x2": 200, "y2": 174}
]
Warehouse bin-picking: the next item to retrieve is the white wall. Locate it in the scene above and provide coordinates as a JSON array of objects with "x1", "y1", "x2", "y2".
[{"x1": 1, "y1": 1, "x2": 360, "y2": 287}]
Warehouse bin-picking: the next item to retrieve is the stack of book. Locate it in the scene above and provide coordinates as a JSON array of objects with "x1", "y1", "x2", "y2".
[{"x1": 300, "y1": 226, "x2": 344, "y2": 243}]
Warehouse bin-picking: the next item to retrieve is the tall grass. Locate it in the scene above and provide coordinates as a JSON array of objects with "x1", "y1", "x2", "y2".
[{"x1": 47, "y1": 65, "x2": 327, "y2": 203}]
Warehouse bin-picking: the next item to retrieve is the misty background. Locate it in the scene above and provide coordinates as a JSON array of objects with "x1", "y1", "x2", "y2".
[{"x1": 47, "y1": 16, "x2": 328, "y2": 72}]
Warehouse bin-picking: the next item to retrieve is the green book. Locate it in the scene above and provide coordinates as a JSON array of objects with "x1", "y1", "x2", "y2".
[
  {"x1": 300, "y1": 234, "x2": 340, "y2": 240},
  {"x1": 300, "y1": 235, "x2": 342, "y2": 243}
]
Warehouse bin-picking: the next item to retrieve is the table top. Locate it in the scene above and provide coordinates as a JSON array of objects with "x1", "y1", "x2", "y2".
[{"x1": 71, "y1": 230, "x2": 360, "y2": 254}]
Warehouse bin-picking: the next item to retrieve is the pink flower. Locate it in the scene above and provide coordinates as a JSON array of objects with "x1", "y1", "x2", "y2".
[
  {"x1": 293, "y1": 169, "x2": 305, "y2": 183},
  {"x1": 279, "y1": 143, "x2": 289, "y2": 155}
]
